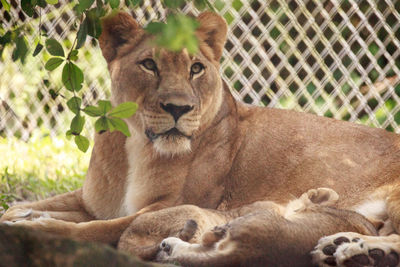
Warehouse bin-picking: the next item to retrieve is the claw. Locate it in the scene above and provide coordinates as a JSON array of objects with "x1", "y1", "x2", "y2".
[
  {"x1": 16, "y1": 208, "x2": 33, "y2": 218},
  {"x1": 161, "y1": 241, "x2": 171, "y2": 254}
]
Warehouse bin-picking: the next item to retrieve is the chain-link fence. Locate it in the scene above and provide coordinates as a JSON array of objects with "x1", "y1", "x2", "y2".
[{"x1": 1, "y1": 0, "x2": 400, "y2": 140}]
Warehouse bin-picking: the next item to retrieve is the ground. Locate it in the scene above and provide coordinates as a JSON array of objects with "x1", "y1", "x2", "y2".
[{"x1": 0, "y1": 130, "x2": 90, "y2": 215}]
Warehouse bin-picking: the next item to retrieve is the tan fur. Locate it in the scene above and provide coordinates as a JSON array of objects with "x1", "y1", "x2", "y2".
[
  {"x1": 118, "y1": 188, "x2": 377, "y2": 267},
  {"x1": 1, "y1": 11, "x2": 400, "y2": 258}
]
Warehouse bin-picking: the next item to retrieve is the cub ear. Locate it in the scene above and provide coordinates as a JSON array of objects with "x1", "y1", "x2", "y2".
[
  {"x1": 196, "y1": 11, "x2": 228, "y2": 62},
  {"x1": 99, "y1": 12, "x2": 143, "y2": 62}
]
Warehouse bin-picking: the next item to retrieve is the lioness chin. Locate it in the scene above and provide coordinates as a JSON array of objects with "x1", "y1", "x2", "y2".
[{"x1": 1, "y1": 10, "x2": 400, "y2": 265}]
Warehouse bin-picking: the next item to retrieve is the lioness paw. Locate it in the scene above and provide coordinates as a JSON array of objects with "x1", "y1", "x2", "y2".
[
  {"x1": 4, "y1": 217, "x2": 77, "y2": 239},
  {"x1": 312, "y1": 232, "x2": 400, "y2": 267},
  {"x1": 0, "y1": 207, "x2": 51, "y2": 223},
  {"x1": 312, "y1": 232, "x2": 356, "y2": 267}
]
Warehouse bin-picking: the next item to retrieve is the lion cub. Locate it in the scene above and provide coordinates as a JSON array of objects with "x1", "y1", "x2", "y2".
[{"x1": 118, "y1": 188, "x2": 376, "y2": 267}]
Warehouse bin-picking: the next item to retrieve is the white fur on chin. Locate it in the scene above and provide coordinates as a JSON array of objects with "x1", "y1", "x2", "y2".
[{"x1": 153, "y1": 136, "x2": 192, "y2": 157}]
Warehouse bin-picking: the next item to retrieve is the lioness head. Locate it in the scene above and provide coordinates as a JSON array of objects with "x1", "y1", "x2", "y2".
[{"x1": 99, "y1": 12, "x2": 227, "y2": 156}]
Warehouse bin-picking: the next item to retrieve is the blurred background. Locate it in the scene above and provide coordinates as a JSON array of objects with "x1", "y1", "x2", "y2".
[{"x1": 0, "y1": 0, "x2": 400, "y2": 207}]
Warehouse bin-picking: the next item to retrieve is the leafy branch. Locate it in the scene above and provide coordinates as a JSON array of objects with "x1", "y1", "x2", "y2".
[{"x1": 0, "y1": 0, "x2": 216, "y2": 152}]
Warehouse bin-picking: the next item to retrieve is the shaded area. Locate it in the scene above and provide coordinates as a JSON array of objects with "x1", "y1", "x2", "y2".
[{"x1": 0, "y1": 224, "x2": 163, "y2": 267}]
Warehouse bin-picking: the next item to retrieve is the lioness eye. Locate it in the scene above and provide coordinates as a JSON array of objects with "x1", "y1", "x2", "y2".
[
  {"x1": 140, "y1": 58, "x2": 158, "y2": 73},
  {"x1": 190, "y1": 62, "x2": 204, "y2": 77}
]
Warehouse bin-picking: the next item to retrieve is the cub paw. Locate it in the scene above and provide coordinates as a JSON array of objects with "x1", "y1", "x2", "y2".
[
  {"x1": 304, "y1": 188, "x2": 339, "y2": 206},
  {"x1": 157, "y1": 237, "x2": 186, "y2": 261},
  {"x1": 202, "y1": 225, "x2": 227, "y2": 247},
  {"x1": 178, "y1": 219, "x2": 198, "y2": 241}
]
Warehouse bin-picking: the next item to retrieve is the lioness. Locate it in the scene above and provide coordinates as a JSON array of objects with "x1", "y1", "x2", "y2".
[
  {"x1": 118, "y1": 188, "x2": 377, "y2": 267},
  {"x1": 1, "y1": 10, "x2": 400, "y2": 258}
]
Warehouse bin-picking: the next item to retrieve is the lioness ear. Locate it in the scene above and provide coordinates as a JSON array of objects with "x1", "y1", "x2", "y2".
[
  {"x1": 99, "y1": 12, "x2": 143, "y2": 62},
  {"x1": 196, "y1": 11, "x2": 228, "y2": 62}
]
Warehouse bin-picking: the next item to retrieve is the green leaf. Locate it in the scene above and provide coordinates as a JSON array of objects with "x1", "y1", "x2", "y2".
[
  {"x1": 76, "y1": 18, "x2": 88, "y2": 49},
  {"x1": 33, "y1": 42, "x2": 44, "y2": 56},
  {"x1": 164, "y1": 0, "x2": 184, "y2": 9},
  {"x1": 77, "y1": 0, "x2": 94, "y2": 11},
  {"x1": 67, "y1": 96, "x2": 82, "y2": 114},
  {"x1": 95, "y1": 116, "x2": 108, "y2": 133},
  {"x1": 0, "y1": 0, "x2": 10, "y2": 12},
  {"x1": 108, "y1": 117, "x2": 131, "y2": 137},
  {"x1": 145, "y1": 14, "x2": 199, "y2": 54},
  {"x1": 145, "y1": 22, "x2": 164, "y2": 34},
  {"x1": 21, "y1": 0, "x2": 34, "y2": 17},
  {"x1": 37, "y1": 0, "x2": 47, "y2": 7},
  {"x1": 0, "y1": 31, "x2": 11, "y2": 46},
  {"x1": 86, "y1": 9, "x2": 102, "y2": 38},
  {"x1": 75, "y1": 135, "x2": 89, "y2": 152},
  {"x1": 12, "y1": 36, "x2": 29, "y2": 63},
  {"x1": 70, "y1": 114, "x2": 85, "y2": 134},
  {"x1": 45, "y1": 38, "x2": 65, "y2": 57},
  {"x1": 62, "y1": 62, "x2": 84, "y2": 92},
  {"x1": 98, "y1": 100, "x2": 112, "y2": 114},
  {"x1": 69, "y1": 50, "x2": 78, "y2": 61},
  {"x1": 65, "y1": 130, "x2": 73, "y2": 140},
  {"x1": 44, "y1": 57, "x2": 64, "y2": 71},
  {"x1": 108, "y1": 102, "x2": 138, "y2": 118},
  {"x1": 83, "y1": 105, "x2": 103, "y2": 117},
  {"x1": 109, "y1": 0, "x2": 120, "y2": 9},
  {"x1": 70, "y1": 50, "x2": 78, "y2": 57},
  {"x1": 45, "y1": 0, "x2": 58, "y2": 3}
]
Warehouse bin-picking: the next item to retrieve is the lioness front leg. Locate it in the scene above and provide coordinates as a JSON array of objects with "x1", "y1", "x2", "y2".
[
  {"x1": 7, "y1": 200, "x2": 175, "y2": 245},
  {"x1": 312, "y1": 232, "x2": 400, "y2": 267},
  {"x1": 0, "y1": 189, "x2": 93, "y2": 223}
]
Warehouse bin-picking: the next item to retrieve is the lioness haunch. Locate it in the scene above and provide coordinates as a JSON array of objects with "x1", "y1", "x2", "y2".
[{"x1": 1, "y1": 10, "x2": 400, "y2": 267}]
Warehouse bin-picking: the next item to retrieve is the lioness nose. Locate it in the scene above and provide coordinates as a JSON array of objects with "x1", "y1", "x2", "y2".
[{"x1": 160, "y1": 103, "x2": 194, "y2": 122}]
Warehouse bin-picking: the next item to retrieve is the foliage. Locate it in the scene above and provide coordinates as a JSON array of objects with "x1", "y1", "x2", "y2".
[
  {"x1": 0, "y1": 0, "x2": 213, "y2": 151},
  {"x1": 0, "y1": 131, "x2": 90, "y2": 214}
]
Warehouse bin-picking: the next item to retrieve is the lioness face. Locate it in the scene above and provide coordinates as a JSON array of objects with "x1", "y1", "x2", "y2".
[
  {"x1": 99, "y1": 12, "x2": 227, "y2": 156},
  {"x1": 110, "y1": 45, "x2": 223, "y2": 155}
]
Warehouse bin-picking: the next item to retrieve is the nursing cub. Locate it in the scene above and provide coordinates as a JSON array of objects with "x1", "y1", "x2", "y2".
[{"x1": 118, "y1": 188, "x2": 376, "y2": 267}]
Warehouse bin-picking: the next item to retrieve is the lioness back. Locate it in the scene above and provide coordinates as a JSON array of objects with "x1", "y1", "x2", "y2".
[{"x1": 225, "y1": 104, "x2": 400, "y2": 209}]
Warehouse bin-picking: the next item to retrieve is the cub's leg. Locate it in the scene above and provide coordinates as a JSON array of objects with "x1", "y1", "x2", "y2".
[
  {"x1": 312, "y1": 232, "x2": 400, "y2": 267},
  {"x1": 285, "y1": 187, "x2": 339, "y2": 214},
  {"x1": 118, "y1": 205, "x2": 229, "y2": 260},
  {"x1": 0, "y1": 189, "x2": 93, "y2": 223}
]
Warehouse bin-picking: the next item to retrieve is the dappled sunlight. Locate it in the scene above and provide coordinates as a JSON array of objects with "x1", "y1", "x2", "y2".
[{"x1": 1, "y1": 130, "x2": 90, "y2": 181}]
